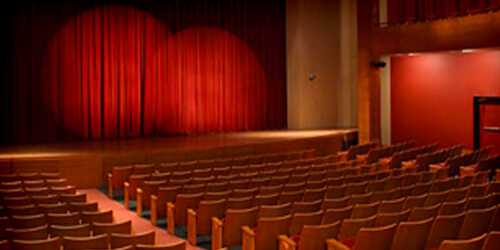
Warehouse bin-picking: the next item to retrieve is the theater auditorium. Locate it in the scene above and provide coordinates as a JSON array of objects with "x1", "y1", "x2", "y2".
[{"x1": 0, "y1": 0, "x2": 499, "y2": 249}]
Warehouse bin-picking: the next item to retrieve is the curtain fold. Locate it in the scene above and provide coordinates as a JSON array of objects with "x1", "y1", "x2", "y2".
[
  {"x1": 388, "y1": 0, "x2": 500, "y2": 24},
  {"x1": 2, "y1": 0, "x2": 286, "y2": 145}
]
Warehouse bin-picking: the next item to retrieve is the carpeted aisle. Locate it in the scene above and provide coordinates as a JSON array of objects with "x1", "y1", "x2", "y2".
[{"x1": 79, "y1": 189, "x2": 204, "y2": 250}]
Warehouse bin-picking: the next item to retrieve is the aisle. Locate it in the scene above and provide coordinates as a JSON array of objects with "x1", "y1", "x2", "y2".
[{"x1": 80, "y1": 189, "x2": 204, "y2": 250}]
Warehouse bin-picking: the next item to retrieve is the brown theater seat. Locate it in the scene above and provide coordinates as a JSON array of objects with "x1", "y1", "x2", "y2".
[
  {"x1": 49, "y1": 224, "x2": 91, "y2": 238},
  {"x1": 110, "y1": 230, "x2": 155, "y2": 249},
  {"x1": 5, "y1": 225, "x2": 49, "y2": 241},
  {"x1": 337, "y1": 215, "x2": 377, "y2": 241},
  {"x1": 425, "y1": 212, "x2": 466, "y2": 249},
  {"x1": 390, "y1": 217, "x2": 433, "y2": 250},
  {"x1": 92, "y1": 220, "x2": 132, "y2": 236},
  {"x1": 483, "y1": 231, "x2": 500, "y2": 250},
  {"x1": 289, "y1": 210, "x2": 323, "y2": 236},
  {"x1": 136, "y1": 242, "x2": 186, "y2": 250},
  {"x1": 81, "y1": 209, "x2": 113, "y2": 224},
  {"x1": 10, "y1": 214, "x2": 46, "y2": 229},
  {"x1": 375, "y1": 209, "x2": 411, "y2": 227},
  {"x1": 69, "y1": 201, "x2": 98, "y2": 213},
  {"x1": 62, "y1": 234, "x2": 110, "y2": 250},
  {"x1": 296, "y1": 222, "x2": 341, "y2": 250},
  {"x1": 47, "y1": 212, "x2": 80, "y2": 226},
  {"x1": 349, "y1": 223, "x2": 398, "y2": 250},
  {"x1": 439, "y1": 233, "x2": 487, "y2": 250},
  {"x1": 409, "y1": 203, "x2": 441, "y2": 221},
  {"x1": 243, "y1": 214, "x2": 291, "y2": 250},
  {"x1": 11, "y1": 237, "x2": 59, "y2": 250},
  {"x1": 38, "y1": 203, "x2": 69, "y2": 214}
]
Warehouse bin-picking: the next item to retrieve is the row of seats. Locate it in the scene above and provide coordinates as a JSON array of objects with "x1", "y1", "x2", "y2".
[
  {"x1": 109, "y1": 149, "x2": 317, "y2": 193},
  {"x1": 0, "y1": 230, "x2": 185, "y2": 250},
  {"x1": 429, "y1": 146, "x2": 493, "y2": 176},
  {"x1": 105, "y1": 141, "x2": 496, "y2": 250},
  {"x1": 127, "y1": 142, "x2": 440, "y2": 225},
  {"x1": 211, "y1": 178, "x2": 499, "y2": 249},
  {"x1": 157, "y1": 166, "x2": 452, "y2": 229},
  {"x1": 356, "y1": 140, "x2": 417, "y2": 164},
  {"x1": 323, "y1": 204, "x2": 500, "y2": 250},
  {"x1": 0, "y1": 174, "x2": 188, "y2": 250}
]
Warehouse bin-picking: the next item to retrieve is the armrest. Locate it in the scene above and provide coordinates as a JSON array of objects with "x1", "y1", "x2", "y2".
[
  {"x1": 123, "y1": 182, "x2": 130, "y2": 208},
  {"x1": 278, "y1": 235, "x2": 296, "y2": 250},
  {"x1": 212, "y1": 217, "x2": 223, "y2": 250},
  {"x1": 136, "y1": 188, "x2": 143, "y2": 217},
  {"x1": 150, "y1": 195, "x2": 157, "y2": 225},
  {"x1": 107, "y1": 173, "x2": 113, "y2": 198},
  {"x1": 242, "y1": 225, "x2": 255, "y2": 250},
  {"x1": 327, "y1": 239, "x2": 350, "y2": 250},
  {"x1": 167, "y1": 202, "x2": 175, "y2": 235},
  {"x1": 187, "y1": 208, "x2": 197, "y2": 246}
]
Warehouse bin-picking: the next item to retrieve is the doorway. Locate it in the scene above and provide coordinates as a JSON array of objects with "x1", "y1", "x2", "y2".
[{"x1": 474, "y1": 96, "x2": 500, "y2": 155}]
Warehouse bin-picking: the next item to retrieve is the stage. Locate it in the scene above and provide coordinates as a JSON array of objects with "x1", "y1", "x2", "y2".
[{"x1": 0, "y1": 129, "x2": 357, "y2": 188}]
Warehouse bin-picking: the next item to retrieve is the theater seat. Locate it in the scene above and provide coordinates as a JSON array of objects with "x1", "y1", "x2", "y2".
[{"x1": 11, "y1": 237, "x2": 59, "y2": 250}]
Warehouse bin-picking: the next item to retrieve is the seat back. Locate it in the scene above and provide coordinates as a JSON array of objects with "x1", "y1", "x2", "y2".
[
  {"x1": 438, "y1": 199, "x2": 466, "y2": 216},
  {"x1": 354, "y1": 223, "x2": 397, "y2": 250},
  {"x1": 47, "y1": 212, "x2": 80, "y2": 226},
  {"x1": 322, "y1": 206, "x2": 353, "y2": 224},
  {"x1": 223, "y1": 206, "x2": 259, "y2": 246},
  {"x1": 483, "y1": 231, "x2": 500, "y2": 250},
  {"x1": 337, "y1": 215, "x2": 376, "y2": 240},
  {"x1": 136, "y1": 242, "x2": 186, "y2": 250},
  {"x1": 10, "y1": 214, "x2": 46, "y2": 229},
  {"x1": 5, "y1": 225, "x2": 48, "y2": 241},
  {"x1": 378, "y1": 198, "x2": 405, "y2": 213},
  {"x1": 439, "y1": 233, "x2": 487, "y2": 250},
  {"x1": 255, "y1": 214, "x2": 292, "y2": 250},
  {"x1": 425, "y1": 212, "x2": 466, "y2": 249},
  {"x1": 81, "y1": 210, "x2": 113, "y2": 224},
  {"x1": 63, "y1": 234, "x2": 110, "y2": 250},
  {"x1": 110, "y1": 231, "x2": 155, "y2": 249},
  {"x1": 375, "y1": 209, "x2": 411, "y2": 227},
  {"x1": 11, "y1": 237, "x2": 59, "y2": 250},
  {"x1": 289, "y1": 210, "x2": 323, "y2": 236},
  {"x1": 92, "y1": 220, "x2": 132, "y2": 236},
  {"x1": 351, "y1": 201, "x2": 380, "y2": 219},
  {"x1": 409, "y1": 203, "x2": 441, "y2": 221},
  {"x1": 49, "y1": 224, "x2": 91, "y2": 238},
  {"x1": 174, "y1": 193, "x2": 204, "y2": 225},
  {"x1": 390, "y1": 217, "x2": 433, "y2": 250},
  {"x1": 458, "y1": 206, "x2": 496, "y2": 239},
  {"x1": 298, "y1": 221, "x2": 341, "y2": 250},
  {"x1": 258, "y1": 203, "x2": 292, "y2": 219},
  {"x1": 196, "y1": 199, "x2": 226, "y2": 235}
]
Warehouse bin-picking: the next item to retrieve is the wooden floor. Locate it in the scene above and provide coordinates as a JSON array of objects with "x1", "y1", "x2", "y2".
[
  {"x1": 0, "y1": 129, "x2": 357, "y2": 187},
  {"x1": 0, "y1": 129, "x2": 356, "y2": 158}
]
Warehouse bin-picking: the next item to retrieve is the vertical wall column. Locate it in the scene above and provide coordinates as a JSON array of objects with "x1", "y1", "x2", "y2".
[
  {"x1": 286, "y1": 0, "x2": 358, "y2": 129},
  {"x1": 357, "y1": 0, "x2": 381, "y2": 143}
]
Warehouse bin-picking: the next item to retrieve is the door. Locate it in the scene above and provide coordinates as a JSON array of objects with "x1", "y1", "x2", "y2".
[{"x1": 476, "y1": 97, "x2": 500, "y2": 156}]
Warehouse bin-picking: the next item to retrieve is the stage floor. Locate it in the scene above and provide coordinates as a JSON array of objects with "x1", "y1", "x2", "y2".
[
  {"x1": 0, "y1": 129, "x2": 356, "y2": 159},
  {"x1": 0, "y1": 129, "x2": 357, "y2": 187}
]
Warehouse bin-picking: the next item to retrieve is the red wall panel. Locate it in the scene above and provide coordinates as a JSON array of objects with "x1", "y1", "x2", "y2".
[{"x1": 391, "y1": 50, "x2": 500, "y2": 148}]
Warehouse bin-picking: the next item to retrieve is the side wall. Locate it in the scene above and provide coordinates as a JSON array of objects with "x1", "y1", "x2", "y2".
[
  {"x1": 391, "y1": 51, "x2": 500, "y2": 148},
  {"x1": 358, "y1": 0, "x2": 500, "y2": 143}
]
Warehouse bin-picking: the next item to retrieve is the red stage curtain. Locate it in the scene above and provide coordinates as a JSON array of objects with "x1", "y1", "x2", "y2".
[
  {"x1": 388, "y1": 0, "x2": 500, "y2": 24},
  {"x1": 1, "y1": 0, "x2": 286, "y2": 144}
]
